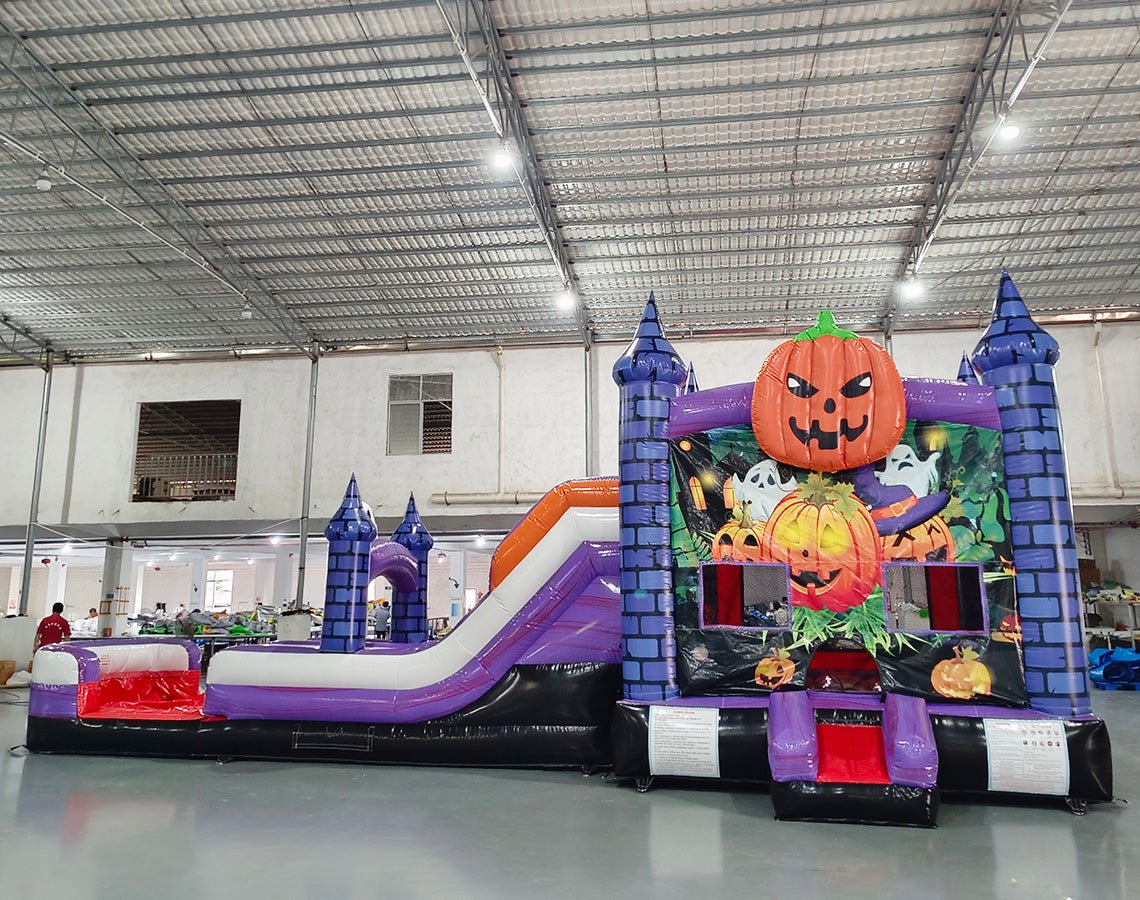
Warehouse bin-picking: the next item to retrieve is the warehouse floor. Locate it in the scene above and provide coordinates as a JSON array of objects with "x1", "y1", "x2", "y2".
[{"x1": 0, "y1": 692, "x2": 1135, "y2": 900}]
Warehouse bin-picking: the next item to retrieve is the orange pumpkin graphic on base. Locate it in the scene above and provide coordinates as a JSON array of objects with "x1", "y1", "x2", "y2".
[
  {"x1": 712, "y1": 503, "x2": 765, "y2": 562},
  {"x1": 754, "y1": 648, "x2": 796, "y2": 689},
  {"x1": 931, "y1": 645, "x2": 992, "y2": 699},
  {"x1": 759, "y1": 474, "x2": 882, "y2": 613},
  {"x1": 752, "y1": 310, "x2": 906, "y2": 472}
]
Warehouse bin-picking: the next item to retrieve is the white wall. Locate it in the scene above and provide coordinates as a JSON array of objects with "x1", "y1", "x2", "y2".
[{"x1": 2, "y1": 320, "x2": 1138, "y2": 537}]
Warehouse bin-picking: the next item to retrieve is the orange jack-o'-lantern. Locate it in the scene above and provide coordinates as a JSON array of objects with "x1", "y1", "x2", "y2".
[
  {"x1": 882, "y1": 515, "x2": 956, "y2": 562},
  {"x1": 991, "y1": 614, "x2": 1022, "y2": 643},
  {"x1": 754, "y1": 648, "x2": 796, "y2": 689},
  {"x1": 752, "y1": 310, "x2": 906, "y2": 471},
  {"x1": 931, "y1": 645, "x2": 992, "y2": 699},
  {"x1": 758, "y1": 474, "x2": 882, "y2": 613},
  {"x1": 712, "y1": 503, "x2": 766, "y2": 562}
]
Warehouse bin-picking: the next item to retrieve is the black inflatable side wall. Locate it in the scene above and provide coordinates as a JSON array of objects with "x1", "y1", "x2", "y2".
[
  {"x1": 26, "y1": 663, "x2": 621, "y2": 769},
  {"x1": 612, "y1": 702, "x2": 1113, "y2": 802}
]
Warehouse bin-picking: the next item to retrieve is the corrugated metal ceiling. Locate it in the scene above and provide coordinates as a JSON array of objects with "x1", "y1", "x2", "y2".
[{"x1": 0, "y1": 0, "x2": 1137, "y2": 362}]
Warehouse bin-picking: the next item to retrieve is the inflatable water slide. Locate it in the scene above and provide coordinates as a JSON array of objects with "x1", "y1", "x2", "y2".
[{"x1": 27, "y1": 481, "x2": 625, "y2": 768}]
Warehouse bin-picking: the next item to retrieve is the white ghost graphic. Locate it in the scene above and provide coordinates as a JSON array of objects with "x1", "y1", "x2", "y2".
[
  {"x1": 876, "y1": 444, "x2": 941, "y2": 498},
  {"x1": 731, "y1": 460, "x2": 797, "y2": 521}
]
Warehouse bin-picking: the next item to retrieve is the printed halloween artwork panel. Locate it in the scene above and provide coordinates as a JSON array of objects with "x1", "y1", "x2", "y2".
[{"x1": 670, "y1": 420, "x2": 1026, "y2": 706}]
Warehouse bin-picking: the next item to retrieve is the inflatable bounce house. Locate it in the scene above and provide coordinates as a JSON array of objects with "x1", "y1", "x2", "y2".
[{"x1": 25, "y1": 272, "x2": 1112, "y2": 826}]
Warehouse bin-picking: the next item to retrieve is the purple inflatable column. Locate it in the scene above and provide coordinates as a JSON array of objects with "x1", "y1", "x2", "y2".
[
  {"x1": 388, "y1": 494, "x2": 434, "y2": 644},
  {"x1": 612, "y1": 294, "x2": 688, "y2": 702},
  {"x1": 320, "y1": 475, "x2": 377, "y2": 654},
  {"x1": 971, "y1": 272, "x2": 1090, "y2": 718}
]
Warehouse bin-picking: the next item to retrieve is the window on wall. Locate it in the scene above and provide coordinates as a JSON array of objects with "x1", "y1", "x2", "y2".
[
  {"x1": 132, "y1": 400, "x2": 240, "y2": 502},
  {"x1": 701, "y1": 562, "x2": 791, "y2": 629},
  {"x1": 387, "y1": 374, "x2": 453, "y2": 455},
  {"x1": 883, "y1": 563, "x2": 986, "y2": 632},
  {"x1": 205, "y1": 570, "x2": 234, "y2": 612}
]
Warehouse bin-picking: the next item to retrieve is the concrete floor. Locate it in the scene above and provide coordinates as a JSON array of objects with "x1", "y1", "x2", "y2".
[{"x1": 0, "y1": 693, "x2": 1135, "y2": 900}]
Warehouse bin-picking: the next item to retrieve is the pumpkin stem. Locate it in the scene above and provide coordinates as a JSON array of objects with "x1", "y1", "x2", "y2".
[{"x1": 793, "y1": 308, "x2": 861, "y2": 342}]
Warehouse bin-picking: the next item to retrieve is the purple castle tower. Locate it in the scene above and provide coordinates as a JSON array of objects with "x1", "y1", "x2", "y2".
[
  {"x1": 684, "y1": 362, "x2": 701, "y2": 395},
  {"x1": 613, "y1": 294, "x2": 688, "y2": 701},
  {"x1": 957, "y1": 352, "x2": 979, "y2": 385},
  {"x1": 971, "y1": 272, "x2": 1090, "y2": 718},
  {"x1": 320, "y1": 475, "x2": 377, "y2": 654},
  {"x1": 388, "y1": 493, "x2": 434, "y2": 644}
]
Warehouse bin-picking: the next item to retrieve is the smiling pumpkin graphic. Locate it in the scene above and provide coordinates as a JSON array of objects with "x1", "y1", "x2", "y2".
[{"x1": 759, "y1": 474, "x2": 882, "y2": 612}]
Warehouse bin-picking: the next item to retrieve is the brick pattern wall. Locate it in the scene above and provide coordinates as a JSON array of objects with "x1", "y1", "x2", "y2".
[
  {"x1": 319, "y1": 478, "x2": 376, "y2": 654},
  {"x1": 389, "y1": 495, "x2": 433, "y2": 644},
  {"x1": 613, "y1": 296, "x2": 687, "y2": 702},
  {"x1": 973, "y1": 274, "x2": 1090, "y2": 718}
]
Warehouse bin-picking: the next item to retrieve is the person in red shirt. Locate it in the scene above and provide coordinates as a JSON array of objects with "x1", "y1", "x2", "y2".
[{"x1": 34, "y1": 602, "x2": 71, "y2": 651}]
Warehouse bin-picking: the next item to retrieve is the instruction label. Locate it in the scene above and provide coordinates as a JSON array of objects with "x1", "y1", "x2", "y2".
[
  {"x1": 648, "y1": 706, "x2": 720, "y2": 778},
  {"x1": 984, "y1": 719, "x2": 1070, "y2": 796}
]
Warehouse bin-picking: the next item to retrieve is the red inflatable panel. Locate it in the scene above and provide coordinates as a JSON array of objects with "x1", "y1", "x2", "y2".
[
  {"x1": 815, "y1": 724, "x2": 890, "y2": 785},
  {"x1": 77, "y1": 671, "x2": 204, "y2": 720}
]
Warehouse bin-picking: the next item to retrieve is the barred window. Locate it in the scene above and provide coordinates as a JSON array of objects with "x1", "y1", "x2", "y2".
[
  {"x1": 883, "y1": 563, "x2": 986, "y2": 632},
  {"x1": 132, "y1": 400, "x2": 240, "y2": 502},
  {"x1": 701, "y1": 562, "x2": 792, "y2": 630},
  {"x1": 387, "y1": 374, "x2": 453, "y2": 455}
]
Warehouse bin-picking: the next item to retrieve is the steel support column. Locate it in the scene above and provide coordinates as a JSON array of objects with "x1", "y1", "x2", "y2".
[
  {"x1": 19, "y1": 349, "x2": 53, "y2": 615},
  {"x1": 293, "y1": 349, "x2": 321, "y2": 609}
]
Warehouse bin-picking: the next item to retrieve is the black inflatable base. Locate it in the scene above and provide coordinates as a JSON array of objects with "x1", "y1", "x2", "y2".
[
  {"x1": 771, "y1": 781, "x2": 939, "y2": 827},
  {"x1": 25, "y1": 663, "x2": 621, "y2": 770},
  {"x1": 612, "y1": 702, "x2": 1114, "y2": 804}
]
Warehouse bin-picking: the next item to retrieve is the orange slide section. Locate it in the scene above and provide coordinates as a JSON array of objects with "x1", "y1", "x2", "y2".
[{"x1": 489, "y1": 478, "x2": 620, "y2": 590}]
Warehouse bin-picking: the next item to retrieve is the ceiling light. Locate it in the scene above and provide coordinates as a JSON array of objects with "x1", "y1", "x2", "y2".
[
  {"x1": 246, "y1": 558, "x2": 255, "y2": 566},
  {"x1": 212, "y1": 553, "x2": 221, "y2": 561},
  {"x1": 475, "y1": 535, "x2": 487, "y2": 549},
  {"x1": 491, "y1": 144, "x2": 515, "y2": 171},
  {"x1": 35, "y1": 168, "x2": 52, "y2": 192},
  {"x1": 437, "y1": 551, "x2": 448, "y2": 564},
  {"x1": 896, "y1": 275, "x2": 925, "y2": 301},
  {"x1": 62, "y1": 543, "x2": 73, "y2": 553},
  {"x1": 168, "y1": 553, "x2": 178, "y2": 561},
  {"x1": 269, "y1": 535, "x2": 282, "y2": 545},
  {"x1": 146, "y1": 560, "x2": 155, "y2": 568},
  {"x1": 998, "y1": 121, "x2": 1021, "y2": 142},
  {"x1": 555, "y1": 290, "x2": 577, "y2": 311},
  {"x1": 240, "y1": 303, "x2": 254, "y2": 320}
]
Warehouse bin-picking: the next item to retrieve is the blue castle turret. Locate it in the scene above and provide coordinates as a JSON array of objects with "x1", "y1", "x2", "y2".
[
  {"x1": 613, "y1": 294, "x2": 688, "y2": 701},
  {"x1": 972, "y1": 272, "x2": 1090, "y2": 718},
  {"x1": 957, "y1": 352, "x2": 979, "y2": 385},
  {"x1": 388, "y1": 493, "x2": 434, "y2": 643},
  {"x1": 684, "y1": 362, "x2": 701, "y2": 395},
  {"x1": 320, "y1": 474, "x2": 377, "y2": 654}
]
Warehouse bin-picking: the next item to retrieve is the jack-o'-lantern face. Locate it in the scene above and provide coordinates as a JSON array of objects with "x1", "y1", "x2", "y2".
[
  {"x1": 759, "y1": 474, "x2": 882, "y2": 613},
  {"x1": 754, "y1": 649, "x2": 796, "y2": 689},
  {"x1": 712, "y1": 503, "x2": 765, "y2": 562},
  {"x1": 882, "y1": 515, "x2": 956, "y2": 562},
  {"x1": 752, "y1": 310, "x2": 906, "y2": 471},
  {"x1": 931, "y1": 645, "x2": 992, "y2": 699}
]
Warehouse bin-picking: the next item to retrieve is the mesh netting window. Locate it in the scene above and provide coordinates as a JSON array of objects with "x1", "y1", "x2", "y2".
[
  {"x1": 388, "y1": 374, "x2": 453, "y2": 455},
  {"x1": 702, "y1": 562, "x2": 791, "y2": 629},
  {"x1": 132, "y1": 400, "x2": 240, "y2": 502},
  {"x1": 883, "y1": 563, "x2": 986, "y2": 632}
]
